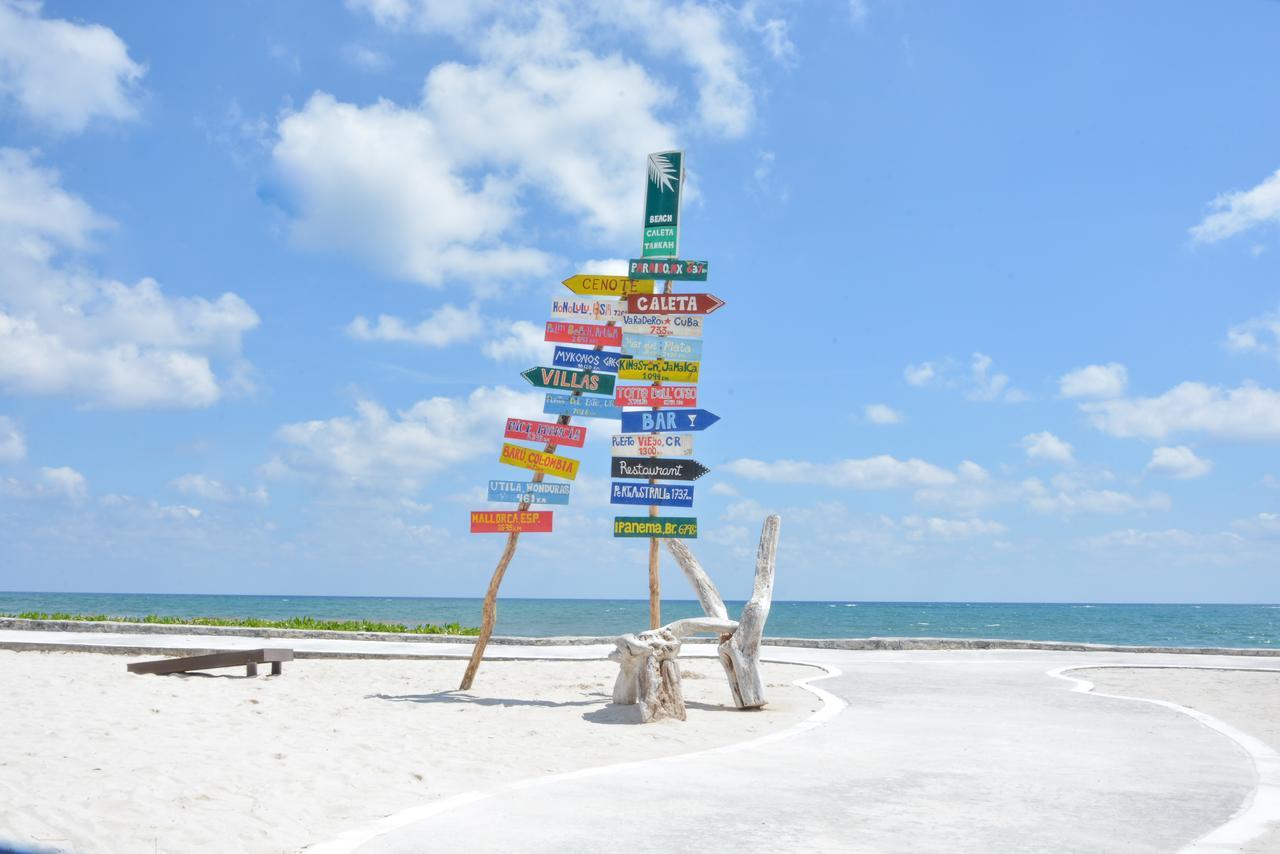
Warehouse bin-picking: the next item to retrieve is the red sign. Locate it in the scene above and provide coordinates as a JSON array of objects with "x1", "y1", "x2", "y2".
[
  {"x1": 615, "y1": 385, "x2": 698, "y2": 408},
  {"x1": 545, "y1": 321, "x2": 621, "y2": 347},
  {"x1": 625, "y1": 293, "x2": 724, "y2": 316},
  {"x1": 470, "y1": 510, "x2": 553, "y2": 534},
  {"x1": 504, "y1": 418, "x2": 587, "y2": 448}
]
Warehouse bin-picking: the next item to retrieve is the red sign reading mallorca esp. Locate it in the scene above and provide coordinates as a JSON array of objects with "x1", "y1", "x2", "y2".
[
  {"x1": 615, "y1": 385, "x2": 698, "y2": 408},
  {"x1": 470, "y1": 510, "x2": 553, "y2": 534},
  {"x1": 504, "y1": 418, "x2": 587, "y2": 448},
  {"x1": 545, "y1": 321, "x2": 622, "y2": 347}
]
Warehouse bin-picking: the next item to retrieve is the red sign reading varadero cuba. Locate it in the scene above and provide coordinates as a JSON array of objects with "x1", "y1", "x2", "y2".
[
  {"x1": 615, "y1": 385, "x2": 698, "y2": 408},
  {"x1": 503, "y1": 418, "x2": 587, "y2": 448},
  {"x1": 544, "y1": 321, "x2": 622, "y2": 347},
  {"x1": 625, "y1": 293, "x2": 724, "y2": 316}
]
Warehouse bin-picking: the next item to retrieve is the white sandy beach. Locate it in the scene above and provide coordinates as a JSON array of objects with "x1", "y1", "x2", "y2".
[{"x1": 0, "y1": 650, "x2": 817, "y2": 854}]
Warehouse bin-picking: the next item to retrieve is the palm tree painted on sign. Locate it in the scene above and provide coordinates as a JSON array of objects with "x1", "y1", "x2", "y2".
[{"x1": 648, "y1": 152, "x2": 678, "y2": 192}]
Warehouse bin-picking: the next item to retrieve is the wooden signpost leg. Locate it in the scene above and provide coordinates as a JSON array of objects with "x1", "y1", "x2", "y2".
[{"x1": 646, "y1": 277, "x2": 675, "y2": 629}]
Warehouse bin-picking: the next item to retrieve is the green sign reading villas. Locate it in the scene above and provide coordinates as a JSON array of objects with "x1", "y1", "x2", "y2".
[{"x1": 642, "y1": 150, "x2": 683, "y2": 258}]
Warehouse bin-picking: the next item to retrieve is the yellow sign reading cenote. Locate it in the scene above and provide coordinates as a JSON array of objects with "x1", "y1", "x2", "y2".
[
  {"x1": 617, "y1": 358, "x2": 700, "y2": 383},
  {"x1": 561, "y1": 274, "x2": 655, "y2": 297},
  {"x1": 498, "y1": 442, "x2": 580, "y2": 481}
]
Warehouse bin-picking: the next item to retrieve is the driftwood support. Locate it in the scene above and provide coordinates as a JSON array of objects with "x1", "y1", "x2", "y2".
[{"x1": 610, "y1": 618, "x2": 738, "y2": 721}]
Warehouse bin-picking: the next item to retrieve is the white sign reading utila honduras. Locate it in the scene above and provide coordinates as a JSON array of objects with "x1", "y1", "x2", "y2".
[{"x1": 642, "y1": 151, "x2": 683, "y2": 258}]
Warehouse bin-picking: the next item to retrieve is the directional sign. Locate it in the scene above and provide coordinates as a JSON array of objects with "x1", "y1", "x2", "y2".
[
  {"x1": 612, "y1": 457, "x2": 709, "y2": 481},
  {"x1": 628, "y1": 258, "x2": 708, "y2": 282},
  {"x1": 611, "y1": 433, "x2": 693, "y2": 457},
  {"x1": 487, "y1": 480, "x2": 571, "y2": 506},
  {"x1": 620, "y1": 313, "x2": 703, "y2": 338},
  {"x1": 618, "y1": 358, "x2": 699, "y2": 383},
  {"x1": 626, "y1": 293, "x2": 724, "y2": 316},
  {"x1": 499, "y1": 442, "x2": 580, "y2": 481},
  {"x1": 642, "y1": 150, "x2": 683, "y2": 259},
  {"x1": 610, "y1": 482, "x2": 695, "y2": 508},
  {"x1": 553, "y1": 345, "x2": 621, "y2": 374},
  {"x1": 522, "y1": 366, "x2": 615, "y2": 396},
  {"x1": 613, "y1": 516, "x2": 697, "y2": 538},
  {"x1": 620, "y1": 333, "x2": 702, "y2": 362},
  {"x1": 615, "y1": 385, "x2": 697, "y2": 408},
  {"x1": 544, "y1": 321, "x2": 621, "y2": 348},
  {"x1": 544, "y1": 393, "x2": 622, "y2": 420},
  {"x1": 551, "y1": 298, "x2": 626, "y2": 323},
  {"x1": 504, "y1": 417, "x2": 587, "y2": 448},
  {"x1": 562, "y1": 274, "x2": 653, "y2": 297},
  {"x1": 620, "y1": 409, "x2": 719, "y2": 433},
  {"x1": 471, "y1": 510, "x2": 553, "y2": 534}
]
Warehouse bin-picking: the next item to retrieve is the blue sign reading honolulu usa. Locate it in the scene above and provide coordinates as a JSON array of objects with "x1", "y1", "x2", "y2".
[
  {"x1": 544, "y1": 393, "x2": 622, "y2": 420},
  {"x1": 619, "y1": 408, "x2": 720, "y2": 433},
  {"x1": 488, "y1": 480, "x2": 571, "y2": 505},
  {"x1": 610, "y1": 482, "x2": 694, "y2": 508},
  {"x1": 552, "y1": 345, "x2": 622, "y2": 374}
]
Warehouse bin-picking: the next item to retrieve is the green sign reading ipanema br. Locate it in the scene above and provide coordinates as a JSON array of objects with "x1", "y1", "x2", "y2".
[{"x1": 642, "y1": 150, "x2": 683, "y2": 258}]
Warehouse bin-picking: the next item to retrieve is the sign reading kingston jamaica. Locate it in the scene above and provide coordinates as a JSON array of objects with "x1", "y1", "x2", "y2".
[
  {"x1": 471, "y1": 510, "x2": 553, "y2": 534},
  {"x1": 613, "y1": 516, "x2": 698, "y2": 538},
  {"x1": 617, "y1": 358, "x2": 700, "y2": 383},
  {"x1": 553, "y1": 345, "x2": 622, "y2": 374},
  {"x1": 620, "y1": 313, "x2": 703, "y2": 338},
  {"x1": 642, "y1": 151, "x2": 683, "y2": 259},
  {"x1": 522, "y1": 366, "x2": 615, "y2": 396},
  {"x1": 626, "y1": 293, "x2": 724, "y2": 316},
  {"x1": 487, "y1": 480, "x2": 571, "y2": 506},
  {"x1": 610, "y1": 433, "x2": 694, "y2": 458},
  {"x1": 562, "y1": 274, "x2": 653, "y2": 296},
  {"x1": 544, "y1": 321, "x2": 622, "y2": 348},
  {"x1": 620, "y1": 408, "x2": 720, "y2": 433},
  {"x1": 621, "y1": 333, "x2": 702, "y2": 362},
  {"x1": 551, "y1": 298, "x2": 626, "y2": 323},
  {"x1": 628, "y1": 258, "x2": 708, "y2": 282},
  {"x1": 499, "y1": 442, "x2": 580, "y2": 480},
  {"x1": 610, "y1": 483, "x2": 695, "y2": 508},
  {"x1": 503, "y1": 417, "x2": 587, "y2": 448},
  {"x1": 611, "y1": 456, "x2": 709, "y2": 481},
  {"x1": 544, "y1": 393, "x2": 622, "y2": 420},
  {"x1": 615, "y1": 384, "x2": 697, "y2": 408}
]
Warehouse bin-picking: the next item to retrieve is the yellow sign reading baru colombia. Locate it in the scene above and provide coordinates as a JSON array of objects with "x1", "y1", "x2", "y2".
[
  {"x1": 617, "y1": 358, "x2": 700, "y2": 383},
  {"x1": 561, "y1": 274, "x2": 654, "y2": 297},
  {"x1": 498, "y1": 442, "x2": 580, "y2": 481}
]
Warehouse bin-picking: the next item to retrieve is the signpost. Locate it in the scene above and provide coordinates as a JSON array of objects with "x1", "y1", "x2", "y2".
[
  {"x1": 611, "y1": 456, "x2": 710, "y2": 481},
  {"x1": 552, "y1": 345, "x2": 622, "y2": 374},
  {"x1": 610, "y1": 433, "x2": 694, "y2": 457},
  {"x1": 615, "y1": 385, "x2": 697, "y2": 408},
  {"x1": 521, "y1": 366, "x2": 616, "y2": 396},
  {"x1": 471, "y1": 511, "x2": 553, "y2": 534},
  {"x1": 551, "y1": 298, "x2": 626, "y2": 323},
  {"x1": 620, "y1": 408, "x2": 720, "y2": 433},
  {"x1": 628, "y1": 258, "x2": 707, "y2": 281},
  {"x1": 619, "y1": 314, "x2": 703, "y2": 338},
  {"x1": 544, "y1": 321, "x2": 622, "y2": 348},
  {"x1": 620, "y1": 333, "x2": 702, "y2": 362},
  {"x1": 498, "y1": 442, "x2": 580, "y2": 480},
  {"x1": 544, "y1": 392, "x2": 622, "y2": 420},
  {"x1": 642, "y1": 151, "x2": 683, "y2": 258},
  {"x1": 610, "y1": 482, "x2": 694, "y2": 508},
  {"x1": 561, "y1": 274, "x2": 653, "y2": 296},
  {"x1": 613, "y1": 516, "x2": 698, "y2": 538},
  {"x1": 617, "y1": 358, "x2": 700, "y2": 383},
  {"x1": 503, "y1": 417, "x2": 587, "y2": 448},
  {"x1": 487, "y1": 480, "x2": 571, "y2": 505},
  {"x1": 626, "y1": 293, "x2": 724, "y2": 315}
]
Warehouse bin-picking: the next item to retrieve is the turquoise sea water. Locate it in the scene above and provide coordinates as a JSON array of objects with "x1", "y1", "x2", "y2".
[{"x1": 1, "y1": 592, "x2": 1277, "y2": 648}]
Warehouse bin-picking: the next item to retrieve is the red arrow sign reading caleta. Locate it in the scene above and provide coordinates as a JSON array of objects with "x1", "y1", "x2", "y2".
[
  {"x1": 504, "y1": 418, "x2": 587, "y2": 448},
  {"x1": 545, "y1": 321, "x2": 622, "y2": 347},
  {"x1": 625, "y1": 293, "x2": 725, "y2": 316}
]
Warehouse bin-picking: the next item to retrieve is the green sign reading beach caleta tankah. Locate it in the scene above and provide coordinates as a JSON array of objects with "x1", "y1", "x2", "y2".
[{"x1": 642, "y1": 150, "x2": 683, "y2": 258}]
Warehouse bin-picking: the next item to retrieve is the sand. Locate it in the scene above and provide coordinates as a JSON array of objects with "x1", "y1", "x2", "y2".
[{"x1": 0, "y1": 650, "x2": 817, "y2": 854}]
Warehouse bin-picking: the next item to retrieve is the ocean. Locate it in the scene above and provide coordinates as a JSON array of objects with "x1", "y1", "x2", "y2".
[{"x1": 2, "y1": 591, "x2": 1277, "y2": 648}]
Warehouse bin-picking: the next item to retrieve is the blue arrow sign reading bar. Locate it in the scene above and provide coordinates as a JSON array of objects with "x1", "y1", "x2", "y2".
[
  {"x1": 552, "y1": 345, "x2": 622, "y2": 374},
  {"x1": 609, "y1": 482, "x2": 694, "y2": 508},
  {"x1": 619, "y1": 408, "x2": 720, "y2": 433},
  {"x1": 543, "y1": 393, "x2": 622, "y2": 420}
]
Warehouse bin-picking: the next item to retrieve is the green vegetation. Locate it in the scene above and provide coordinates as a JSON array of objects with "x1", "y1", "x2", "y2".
[{"x1": 6, "y1": 611, "x2": 480, "y2": 636}]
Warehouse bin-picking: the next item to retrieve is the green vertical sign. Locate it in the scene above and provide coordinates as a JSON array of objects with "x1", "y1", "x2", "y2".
[{"x1": 642, "y1": 150, "x2": 683, "y2": 258}]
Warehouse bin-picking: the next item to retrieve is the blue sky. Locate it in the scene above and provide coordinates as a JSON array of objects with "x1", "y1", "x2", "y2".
[{"x1": 1, "y1": 0, "x2": 1279, "y2": 603}]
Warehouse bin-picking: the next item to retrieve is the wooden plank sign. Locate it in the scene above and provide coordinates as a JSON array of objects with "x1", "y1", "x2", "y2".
[
  {"x1": 620, "y1": 314, "x2": 703, "y2": 338},
  {"x1": 499, "y1": 443, "x2": 580, "y2": 480},
  {"x1": 615, "y1": 385, "x2": 697, "y2": 408},
  {"x1": 553, "y1": 345, "x2": 622, "y2": 374},
  {"x1": 544, "y1": 393, "x2": 622, "y2": 420},
  {"x1": 504, "y1": 417, "x2": 587, "y2": 448},
  {"x1": 611, "y1": 457, "x2": 709, "y2": 481},
  {"x1": 610, "y1": 482, "x2": 694, "y2": 508},
  {"x1": 562, "y1": 274, "x2": 653, "y2": 296},
  {"x1": 628, "y1": 259, "x2": 708, "y2": 281},
  {"x1": 617, "y1": 358, "x2": 700, "y2": 383},
  {"x1": 551, "y1": 298, "x2": 626, "y2": 323},
  {"x1": 620, "y1": 408, "x2": 720, "y2": 433},
  {"x1": 610, "y1": 433, "x2": 693, "y2": 457},
  {"x1": 621, "y1": 333, "x2": 702, "y2": 362},
  {"x1": 613, "y1": 516, "x2": 698, "y2": 538},
  {"x1": 471, "y1": 511, "x2": 553, "y2": 533},
  {"x1": 487, "y1": 480, "x2": 571, "y2": 505},
  {"x1": 544, "y1": 321, "x2": 622, "y2": 348},
  {"x1": 626, "y1": 293, "x2": 724, "y2": 315},
  {"x1": 522, "y1": 366, "x2": 616, "y2": 396}
]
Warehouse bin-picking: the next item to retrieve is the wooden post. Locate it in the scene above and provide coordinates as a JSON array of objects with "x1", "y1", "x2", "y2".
[{"x1": 646, "y1": 277, "x2": 674, "y2": 629}]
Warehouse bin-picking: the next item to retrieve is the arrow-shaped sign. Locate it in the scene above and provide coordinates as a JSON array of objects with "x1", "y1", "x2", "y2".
[
  {"x1": 561, "y1": 274, "x2": 653, "y2": 296},
  {"x1": 611, "y1": 456, "x2": 709, "y2": 481},
  {"x1": 619, "y1": 409, "x2": 720, "y2": 434},
  {"x1": 522, "y1": 366, "x2": 615, "y2": 396},
  {"x1": 626, "y1": 293, "x2": 724, "y2": 315}
]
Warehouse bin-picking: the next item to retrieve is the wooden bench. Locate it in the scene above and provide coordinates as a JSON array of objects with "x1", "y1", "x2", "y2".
[{"x1": 127, "y1": 648, "x2": 294, "y2": 677}]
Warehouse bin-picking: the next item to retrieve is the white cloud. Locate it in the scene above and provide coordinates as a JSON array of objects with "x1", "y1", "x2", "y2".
[
  {"x1": 1021, "y1": 431, "x2": 1074, "y2": 466},
  {"x1": 170, "y1": 474, "x2": 268, "y2": 504},
  {"x1": 1079, "y1": 527, "x2": 1243, "y2": 552},
  {"x1": 1189, "y1": 168, "x2": 1280, "y2": 245},
  {"x1": 900, "y1": 515, "x2": 1006, "y2": 540},
  {"x1": 482, "y1": 320, "x2": 550, "y2": 362},
  {"x1": 1022, "y1": 478, "x2": 1170, "y2": 516},
  {"x1": 709, "y1": 482, "x2": 739, "y2": 497},
  {"x1": 723, "y1": 455, "x2": 958, "y2": 490},
  {"x1": 1224, "y1": 308, "x2": 1280, "y2": 359},
  {"x1": 1081, "y1": 381, "x2": 1280, "y2": 442},
  {"x1": 848, "y1": 0, "x2": 869, "y2": 26},
  {"x1": 0, "y1": 1, "x2": 145, "y2": 133},
  {"x1": 1059, "y1": 362, "x2": 1127, "y2": 399},
  {"x1": 967, "y1": 352, "x2": 1024, "y2": 402},
  {"x1": 347, "y1": 303, "x2": 485, "y2": 347},
  {"x1": 342, "y1": 43, "x2": 389, "y2": 72},
  {"x1": 1231, "y1": 513, "x2": 1280, "y2": 535},
  {"x1": 903, "y1": 361, "x2": 936, "y2": 386},
  {"x1": 2, "y1": 464, "x2": 87, "y2": 502},
  {"x1": 863, "y1": 403, "x2": 903, "y2": 425},
  {"x1": 0, "y1": 415, "x2": 24, "y2": 462},
  {"x1": 1146, "y1": 445, "x2": 1212, "y2": 480},
  {"x1": 0, "y1": 149, "x2": 259, "y2": 408}
]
